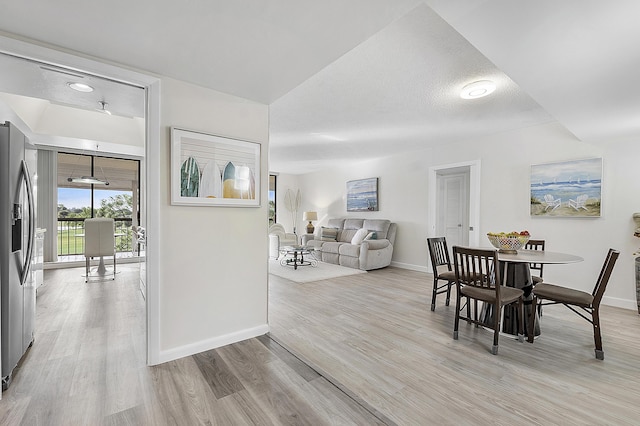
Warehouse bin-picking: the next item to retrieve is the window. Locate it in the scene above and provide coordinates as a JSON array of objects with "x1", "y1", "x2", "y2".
[
  {"x1": 269, "y1": 174, "x2": 277, "y2": 225},
  {"x1": 57, "y1": 152, "x2": 140, "y2": 258}
]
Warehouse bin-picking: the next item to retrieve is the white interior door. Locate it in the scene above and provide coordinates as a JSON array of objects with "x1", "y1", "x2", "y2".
[{"x1": 436, "y1": 169, "x2": 470, "y2": 250}]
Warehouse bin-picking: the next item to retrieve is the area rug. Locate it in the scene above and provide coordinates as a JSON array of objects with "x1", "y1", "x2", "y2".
[{"x1": 269, "y1": 259, "x2": 366, "y2": 283}]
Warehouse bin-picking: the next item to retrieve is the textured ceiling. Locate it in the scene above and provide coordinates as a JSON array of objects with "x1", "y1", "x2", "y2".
[
  {"x1": 269, "y1": 4, "x2": 555, "y2": 173},
  {"x1": 0, "y1": 0, "x2": 421, "y2": 104},
  {"x1": 424, "y1": 0, "x2": 640, "y2": 143},
  {"x1": 1, "y1": 1, "x2": 639, "y2": 174}
]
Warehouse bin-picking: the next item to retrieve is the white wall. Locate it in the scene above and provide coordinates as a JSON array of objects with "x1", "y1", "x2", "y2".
[
  {"x1": 157, "y1": 78, "x2": 270, "y2": 361},
  {"x1": 291, "y1": 121, "x2": 639, "y2": 309},
  {"x1": 0, "y1": 35, "x2": 272, "y2": 366}
]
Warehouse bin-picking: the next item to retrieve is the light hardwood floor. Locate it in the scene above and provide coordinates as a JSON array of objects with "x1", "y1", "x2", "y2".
[
  {"x1": 0, "y1": 265, "x2": 383, "y2": 425},
  {"x1": 268, "y1": 266, "x2": 640, "y2": 425},
  {"x1": 3, "y1": 264, "x2": 639, "y2": 425}
]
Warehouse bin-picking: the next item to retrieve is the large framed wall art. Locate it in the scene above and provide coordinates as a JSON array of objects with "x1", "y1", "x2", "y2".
[
  {"x1": 347, "y1": 177, "x2": 379, "y2": 212},
  {"x1": 530, "y1": 158, "x2": 602, "y2": 217},
  {"x1": 171, "y1": 127, "x2": 261, "y2": 207}
]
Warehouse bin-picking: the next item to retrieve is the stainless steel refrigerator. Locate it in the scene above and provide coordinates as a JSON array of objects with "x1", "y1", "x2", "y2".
[{"x1": 0, "y1": 121, "x2": 37, "y2": 390}]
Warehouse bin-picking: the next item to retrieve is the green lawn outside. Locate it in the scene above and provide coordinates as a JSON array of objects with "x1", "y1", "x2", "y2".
[
  {"x1": 57, "y1": 221, "x2": 132, "y2": 256},
  {"x1": 57, "y1": 227, "x2": 85, "y2": 255}
]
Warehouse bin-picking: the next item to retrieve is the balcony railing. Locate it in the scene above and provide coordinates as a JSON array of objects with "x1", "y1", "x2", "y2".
[{"x1": 57, "y1": 217, "x2": 134, "y2": 256}]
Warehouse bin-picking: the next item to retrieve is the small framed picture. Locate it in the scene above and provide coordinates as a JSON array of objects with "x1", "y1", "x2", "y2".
[{"x1": 347, "y1": 177, "x2": 379, "y2": 212}]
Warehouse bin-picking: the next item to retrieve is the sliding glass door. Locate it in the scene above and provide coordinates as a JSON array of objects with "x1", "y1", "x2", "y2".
[{"x1": 57, "y1": 152, "x2": 140, "y2": 259}]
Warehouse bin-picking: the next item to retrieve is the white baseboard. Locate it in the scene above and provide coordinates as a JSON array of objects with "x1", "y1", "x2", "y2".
[
  {"x1": 156, "y1": 324, "x2": 270, "y2": 365},
  {"x1": 389, "y1": 263, "x2": 637, "y2": 312},
  {"x1": 601, "y1": 295, "x2": 638, "y2": 311},
  {"x1": 390, "y1": 261, "x2": 428, "y2": 273}
]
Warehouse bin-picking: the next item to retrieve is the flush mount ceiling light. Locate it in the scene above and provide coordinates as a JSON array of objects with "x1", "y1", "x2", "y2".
[
  {"x1": 97, "y1": 100, "x2": 112, "y2": 115},
  {"x1": 67, "y1": 82, "x2": 94, "y2": 92},
  {"x1": 460, "y1": 80, "x2": 496, "y2": 99}
]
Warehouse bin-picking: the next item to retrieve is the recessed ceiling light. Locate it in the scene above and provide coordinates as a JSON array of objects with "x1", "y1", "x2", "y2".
[
  {"x1": 67, "y1": 82, "x2": 94, "y2": 92},
  {"x1": 460, "y1": 80, "x2": 496, "y2": 99}
]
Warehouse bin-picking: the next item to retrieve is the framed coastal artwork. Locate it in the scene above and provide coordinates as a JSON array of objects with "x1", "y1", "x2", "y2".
[
  {"x1": 347, "y1": 177, "x2": 379, "y2": 212},
  {"x1": 530, "y1": 158, "x2": 602, "y2": 217},
  {"x1": 171, "y1": 127, "x2": 261, "y2": 207}
]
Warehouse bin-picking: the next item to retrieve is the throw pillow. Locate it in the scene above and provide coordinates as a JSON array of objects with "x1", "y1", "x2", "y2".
[
  {"x1": 320, "y1": 226, "x2": 338, "y2": 241},
  {"x1": 351, "y1": 228, "x2": 369, "y2": 245},
  {"x1": 364, "y1": 231, "x2": 377, "y2": 240}
]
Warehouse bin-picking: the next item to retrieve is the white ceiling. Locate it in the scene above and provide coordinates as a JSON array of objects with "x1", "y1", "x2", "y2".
[
  {"x1": 0, "y1": 54, "x2": 145, "y2": 118},
  {"x1": 1, "y1": 1, "x2": 639, "y2": 174},
  {"x1": 0, "y1": 0, "x2": 420, "y2": 104}
]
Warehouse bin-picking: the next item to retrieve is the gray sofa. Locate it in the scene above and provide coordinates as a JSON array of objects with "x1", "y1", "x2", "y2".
[{"x1": 303, "y1": 218, "x2": 396, "y2": 271}]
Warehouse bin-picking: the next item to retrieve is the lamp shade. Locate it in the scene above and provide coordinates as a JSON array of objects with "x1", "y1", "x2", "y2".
[{"x1": 303, "y1": 211, "x2": 318, "y2": 221}]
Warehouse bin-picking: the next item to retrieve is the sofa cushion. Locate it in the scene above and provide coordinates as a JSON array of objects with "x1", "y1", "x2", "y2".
[
  {"x1": 321, "y1": 241, "x2": 342, "y2": 254},
  {"x1": 364, "y1": 231, "x2": 376, "y2": 240},
  {"x1": 363, "y1": 219, "x2": 391, "y2": 240},
  {"x1": 339, "y1": 243, "x2": 360, "y2": 258},
  {"x1": 319, "y1": 226, "x2": 338, "y2": 241},
  {"x1": 339, "y1": 229, "x2": 358, "y2": 243},
  {"x1": 326, "y1": 218, "x2": 345, "y2": 229},
  {"x1": 344, "y1": 219, "x2": 364, "y2": 230},
  {"x1": 351, "y1": 228, "x2": 369, "y2": 245}
]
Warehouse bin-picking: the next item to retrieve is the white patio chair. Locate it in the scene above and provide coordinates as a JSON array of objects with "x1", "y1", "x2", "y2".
[
  {"x1": 543, "y1": 194, "x2": 561, "y2": 211},
  {"x1": 569, "y1": 194, "x2": 588, "y2": 211}
]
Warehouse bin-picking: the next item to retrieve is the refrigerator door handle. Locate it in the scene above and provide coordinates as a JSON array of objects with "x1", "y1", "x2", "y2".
[{"x1": 19, "y1": 159, "x2": 35, "y2": 286}]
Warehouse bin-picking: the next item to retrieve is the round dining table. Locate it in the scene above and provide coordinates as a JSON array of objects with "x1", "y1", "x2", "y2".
[
  {"x1": 482, "y1": 249, "x2": 584, "y2": 337},
  {"x1": 497, "y1": 249, "x2": 584, "y2": 266}
]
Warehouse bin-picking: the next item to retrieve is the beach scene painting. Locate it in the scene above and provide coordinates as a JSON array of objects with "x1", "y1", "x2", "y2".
[
  {"x1": 347, "y1": 177, "x2": 378, "y2": 212},
  {"x1": 530, "y1": 158, "x2": 602, "y2": 217}
]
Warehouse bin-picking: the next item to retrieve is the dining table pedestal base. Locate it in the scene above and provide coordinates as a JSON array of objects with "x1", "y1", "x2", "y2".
[{"x1": 479, "y1": 262, "x2": 540, "y2": 338}]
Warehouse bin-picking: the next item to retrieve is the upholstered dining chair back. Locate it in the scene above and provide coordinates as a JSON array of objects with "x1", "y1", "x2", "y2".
[
  {"x1": 84, "y1": 218, "x2": 116, "y2": 281},
  {"x1": 85, "y1": 218, "x2": 115, "y2": 256}
]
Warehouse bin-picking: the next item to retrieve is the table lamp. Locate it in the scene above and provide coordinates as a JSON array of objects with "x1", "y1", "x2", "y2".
[{"x1": 303, "y1": 211, "x2": 318, "y2": 234}]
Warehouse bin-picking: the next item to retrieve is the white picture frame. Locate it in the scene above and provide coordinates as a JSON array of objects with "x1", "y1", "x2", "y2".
[
  {"x1": 171, "y1": 127, "x2": 261, "y2": 207},
  {"x1": 530, "y1": 158, "x2": 602, "y2": 217}
]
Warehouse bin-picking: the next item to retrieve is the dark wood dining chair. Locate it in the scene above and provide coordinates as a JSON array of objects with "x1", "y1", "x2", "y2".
[
  {"x1": 426, "y1": 237, "x2": 456, "y2": 311},
  {"x1": 524, "y1": 239, "x2": 545, "y2": 284},
  {"x1": 453, "y1": 246, "x2": 524, "y2": 355},
  {"x1": 528, "y1": 248, "x2": 619, "y2": 360}
]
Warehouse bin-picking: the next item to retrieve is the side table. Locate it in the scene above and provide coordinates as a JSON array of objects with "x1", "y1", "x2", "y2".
[{"x1": 300, "y1": 233, "x2": 315, "y2": 245}]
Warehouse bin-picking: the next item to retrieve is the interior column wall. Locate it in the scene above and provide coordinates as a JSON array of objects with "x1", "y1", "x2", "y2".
[{"x1": 157, "y1": 77, "x2": 269, "y2": 362}]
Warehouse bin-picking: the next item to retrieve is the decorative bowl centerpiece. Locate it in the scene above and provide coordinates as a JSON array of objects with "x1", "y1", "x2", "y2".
[{"x1": 487, "y1": 231, "x2": 530, "y2": 254}]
